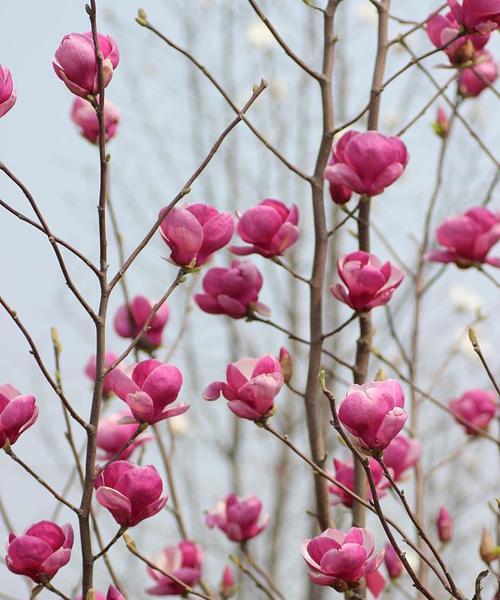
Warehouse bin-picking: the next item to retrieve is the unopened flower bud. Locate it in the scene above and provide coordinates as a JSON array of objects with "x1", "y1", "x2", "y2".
[
  {"x1": 278, "y1": 347, "x2": 293, "y2": 383},
  {"x1": 437, "y1": 507, "x2": 453, "y2": 543},
  {"x1": 480, "y1": 528, "x2": 500, "y2": 564},
  {"x1": 219, "y1": 565, "x2": 236, "y2": 598},
  {"x1": 432, "y1": 107, "x2": 450, "y2": 139}
]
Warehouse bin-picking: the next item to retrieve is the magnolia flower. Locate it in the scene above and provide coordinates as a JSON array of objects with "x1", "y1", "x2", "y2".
[
  {"x1": 71, "y1": 97, "x2": 120, "y2": 144},
  {"x1": 338, "y1": 379, "x2": 407, "y2": 452},
  {"x1": 6, "y1": 521, "x2": 73, "y2": 582},
  {"x1": 230, "y1": 199, "x2": 299, "y2": 258},
  {"x1": 0, "y1": 65, "x2": 16, "y2": 118},
  {"x1": 324, "y1": 130, "x2": 408, "y2": 204},
  {"x1": 203, "y1": 355, "x2": 283, "y2": 420},
  {"x1": 146, "y1": 541, "x2": 204, "y2": 595},
  {"x1": 0, "y1": 383, "x2": 38, "y2": 447},
  {"x1": 53, "y1": 32, "x2": 119, "y2": 97},
  {"x1": 330, "y1": 251, "x2": 403, "y2": 311},
  {"x1": 159, "y1": 203, "x2": 234, "y2": 268},
  {"x1": 95, "y1": 460, "x2": 167, "y2": 527},
  {"x1": 108, "y1": 359, "x2": 188, "y2": 425},
  {"x1": 302, "y1": 527, "x2": 386, "y2": 596},
  {"x1": 206, "y1": 493, "x2": 269, "y2": 542},
  {"x1": 195, "y1": 259, "x2": 269, "y2": 319}
]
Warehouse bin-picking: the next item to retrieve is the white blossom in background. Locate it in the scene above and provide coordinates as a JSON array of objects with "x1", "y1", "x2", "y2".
[
  {"x1": 356, "y1": 3, "x2": 377, "y2": 25},
  {"x1": 246, "y1": 20, "x2": 274, "y2": 49},
  {"x1": 449, "y1": 285, "x2": 482, "y2": 314},
  {"x1": 169, "y1": 413, "x2": 190, "y2": 436},
  {"x1": 270, "y1": 78, "x2": 287, "y2": 100},
  {"x1": 456, "y1": 328, "x2": 491, "y2": 360},
  {"x1": 383, "y1": 110, "x2": 401, "y2": 130}
]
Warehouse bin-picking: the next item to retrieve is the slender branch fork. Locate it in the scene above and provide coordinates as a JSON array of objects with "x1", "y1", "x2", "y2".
[
  {"x1": 257, "y1": 418, "x2": 455, "y2": 594},
  {"x1": 320, "y1": 378, "x2": 465, "y2": 600}
]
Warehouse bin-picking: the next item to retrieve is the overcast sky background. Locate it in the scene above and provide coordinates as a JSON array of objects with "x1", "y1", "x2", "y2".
[{"x1": 0, "y1": 0, "x2": 498, "y2": 598}]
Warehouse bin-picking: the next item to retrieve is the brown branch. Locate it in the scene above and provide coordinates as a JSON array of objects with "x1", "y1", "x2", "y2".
[
  {"x1": 3, "y1": 446, "x2": 79, "y2": 514},
  {"x1": 259, "y1": 417, "x2": 452, "y2": 592},
  {"x1": 108, "y1": 80, "x2": 268, "y2": 292},
  {"x1": 0, "y1": 295, "x2": 86, "y2": 428},
  {"x1": 300, "y1": 0, "x2": 341, "y2": 532},
  {"x1": 377, "y1": 458, "x2": 464, "y2": 599},
  {"x1": 323, "y1": 380, "x2": 443, "y2": 600},
  {"x1": 0, "y1": 197, "x2": 99, "y2": 274},
  {"x1": 271, "y1": 256, "x2": 310, "y2": 284},
  {"x1": 322, "y1": 312, "x2": 357, "y2": 339},
  {"x1": 372, "y1": 347, "x2": 500, "y2": 445},
  {"x1": 0, "y1": 163, "x2": 98, "y2": 320},
  {"x1": 79, "y1": 3, "x2": 113, "y2": 596},
  {"x1": 247, "y1": 0, "x2": 323, "y2": 81},
  {"x1": 136, "y1": 14, "x2": 309, "y2": 182},
  {"x1": 107, "y1": 269, "x2": 187, "y2": 373},
  {"x1": 468, "y1": 329, "x2": 500, "y2": 396},
  {"x1": 230, "y1": 553, "x2": 277, "y2": 600},
  {"x1": 123, "y1": 534, "x2": 214, "y2": 600},
  {"x1": 399, "y1": 40, "x2": 499, "y2": 167},
  {"x1": 93, "y1": 526, "x2": 126, "y2": 562}
]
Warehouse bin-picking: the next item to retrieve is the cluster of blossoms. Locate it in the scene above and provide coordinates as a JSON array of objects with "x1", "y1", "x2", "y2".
[
  {"x1": 426, "y1": 0, "x2": 499, "y2": 97},
  {"x1": 2, "y1": 7, "x2": 498, "y2": 599}
]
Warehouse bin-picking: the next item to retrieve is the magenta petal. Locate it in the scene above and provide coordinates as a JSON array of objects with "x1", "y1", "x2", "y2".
[
  {"x1": 203, "y1": 381, "x2": 224, "y2": 400},
  {"x1": 107, "y1": 370, "x2": 139, "y2": 401},
  {"x1": 365, "y1": 569, "x2": 386, "y2": 597},
  {"x1": 126, "y1": 391, "x2": 155, "y2": 423},
  {"x1": 160, "y1": 208, "x2": 204, "y2": 266},
  {"x1": 95, "y1": 487, "x2": 132, "y2": 524},
  {"x1": 155, "y1": 403, "x2": 190, "y2": 422},
  {"x1": 39, "y1": 547, "x2": 71, "y2": 579}
]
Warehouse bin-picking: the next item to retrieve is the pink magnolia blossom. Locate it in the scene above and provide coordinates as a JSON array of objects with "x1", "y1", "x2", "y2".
[
  {"x1": 449, "y1": 389, "x2": 497, "y2": 434},
  {"x1": 230, "y1": 199, "x2": 299, "y2": 257},
  {"x1": 328, "y1": 458, "x2": 389, "y2": 508},
  {"x1": 0, "y1": 65, "x2": 16, "y2": 118},
  {"x1": 75, "y1": 587, "x2": 124, "y2": 600},
  {"x1": 220, "y1": 565, "x2": 236, "y2": 598},
  {"x1": 5, "y1": 521, "x2": 73, "y2": 583},
  {"x1": 0, "y1": 383, "x2": 38, "y2": 447},
  {"x1": 427, "y1": 206, "x2": 500, "y2": 267},
  {"x1": 302, "y1": 527, "x2": 386, "y2": 597},
  {"x1": 95, "y1": 460, "x2": 167, "y2": 527},
  {"x1": 448, "y1": 0, "x2": 500, "y2": 33},
  {"x1": 330, "y1": 251, "x2": 403, "y2": 311},
  {"x1": 324, "y1": 130, "x2": 408, "y2": 204},
  {"x1": 432, "y1": 107, "x2": 450, "y2": 138},
  {"x1": 384, "y1": 543, "x2": 403, "y2": 579},
  {"x1": 203, "y1": 355, "x2": 283, "y2": 420},
  {"x1": 437, "y1": 507, "x2": 453, "y2": 542},
  {"x1": 459, "y1": 50, "x2": 499, "y2": 97},
  {"x1": 53, "y1": 32, "x2": 119, "y2": 97},
  {"x1": 84, "y1": 352, "x2": 123, "y2": 398},
  {"x1": 96, "y1": 410, "x2": 152, "y2": 461},
  {"x1": 114, "y1": 295, "x2": 170, "y2": 351},
  {"x1": 382, "y1": 434, "x2": 421, "y2": 481},
  {"x1": 338, "y1": 380, "x2": 408, "y2": 452},
  {"x1": 426, "y1": 10, "x2": 489, "y2": 64},
  {"x1": 195, "y1": 259, "x2": 269, "y2": 319},
  {"x1": 108, "y1": 359, "x2": 188, "y2": 425},
  {"x1": 146, "y1": 541, "x2": 203, "y2": 595},
  {"x1": 71, "y1": 97, "x2": 120, "y2": 144},
  {"x1": 206, "y1": 493, "x2": 269, "y2": 542},
  {"x1": 159, "y1": 203, "x2": 234, "y2": 267}
]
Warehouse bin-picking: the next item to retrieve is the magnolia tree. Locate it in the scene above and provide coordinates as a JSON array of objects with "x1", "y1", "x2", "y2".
[{"x1": 0, "y1": 1, "x2": 499, "y2": 599}]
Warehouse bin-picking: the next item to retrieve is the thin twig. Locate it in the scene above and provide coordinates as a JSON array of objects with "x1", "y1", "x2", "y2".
[
  {"x1": 3, "y1": 446, "x2": 79, "y2": 514},
  {"x1": 108, "y1": 81, "x2": 268, "y2": 292}
]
